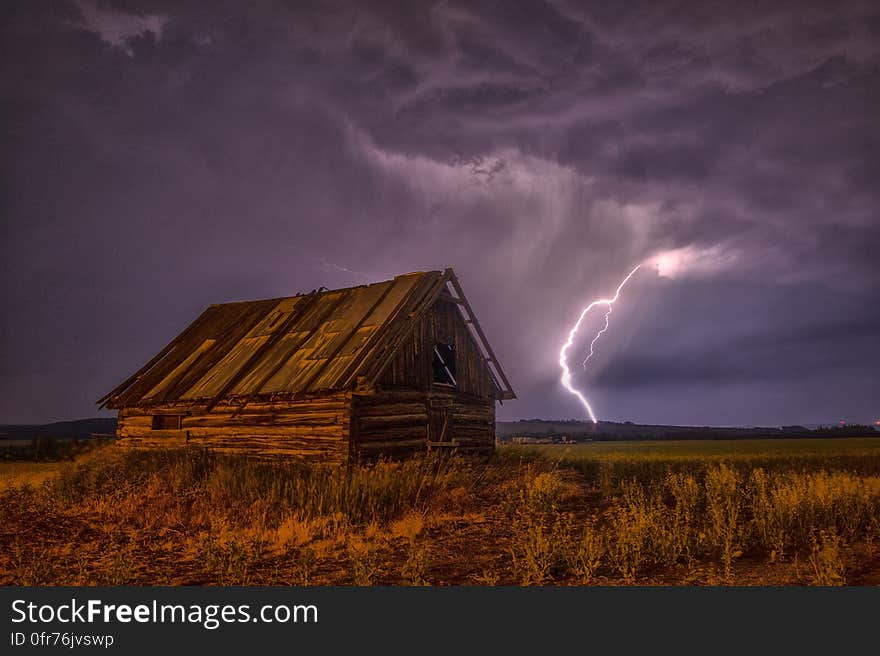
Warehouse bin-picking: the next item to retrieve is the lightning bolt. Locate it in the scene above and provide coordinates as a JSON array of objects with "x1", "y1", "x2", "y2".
[
  {"x1": 559, "y1": 265, "x2": 640, "y2": 423},
  {"x1": 582, "y1": 303, "x2": 614, "y2": 369}
]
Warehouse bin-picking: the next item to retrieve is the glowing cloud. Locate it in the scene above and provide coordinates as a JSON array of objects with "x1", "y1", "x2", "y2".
[{"x1": 653, "y1": 245, "x2": 739, "y2": 279}]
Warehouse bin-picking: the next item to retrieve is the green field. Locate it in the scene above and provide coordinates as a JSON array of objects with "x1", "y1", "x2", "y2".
[
  {"x1": 529, "y1": 437, "x2": 880, "y2": 458},
  {"x1": 518, "y1": 437, "x2": 880, "y2": 483}
]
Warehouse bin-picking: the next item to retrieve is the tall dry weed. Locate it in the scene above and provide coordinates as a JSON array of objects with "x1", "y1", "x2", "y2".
[
  {"x1": 508, "y1": 469, "x2": 576, "y2": 584},
  {"x1": 808, "y1": 531, "x2": 846, "y2": 586},
  {"x1": 704, "y1": 464, "x2": 741, "y2": 582},
  {"x1": 572, "y1": 520, "x2": 605, "y2": 584},
  {"x1": 347, "y1": 538, "x2": 379, "y2": 585}
]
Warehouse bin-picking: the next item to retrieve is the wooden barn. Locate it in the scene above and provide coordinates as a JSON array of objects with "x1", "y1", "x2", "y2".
[{"x1": 98, "y1": 269, "x2": 515, "y2": 463}]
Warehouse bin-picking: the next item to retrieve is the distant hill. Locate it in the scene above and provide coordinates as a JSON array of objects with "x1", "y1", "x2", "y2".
[{"x1": 0, "y1": 418, "x2": 117, "y2": 441}]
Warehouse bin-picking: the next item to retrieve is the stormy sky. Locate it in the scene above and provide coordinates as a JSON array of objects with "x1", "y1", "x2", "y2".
[{"x1": 2, "y1": 1, "x2": 879, "y2": 426}]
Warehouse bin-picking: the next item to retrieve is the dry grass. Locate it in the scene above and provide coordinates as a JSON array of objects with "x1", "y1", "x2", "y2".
[
  {"x1": 2, "y1": 441, "x2": 880, "y2": 585},
  {"x1": 0, "y1": 461, "x2": 70, "y2": 491}
]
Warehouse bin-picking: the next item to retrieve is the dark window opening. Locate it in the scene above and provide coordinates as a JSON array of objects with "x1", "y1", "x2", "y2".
[
  {"x1": 151, "y1": 415, "x2": 182, "y2": 430},
  {"x1": 432, "y1": 343, "x2": 457, "y2": 386}
]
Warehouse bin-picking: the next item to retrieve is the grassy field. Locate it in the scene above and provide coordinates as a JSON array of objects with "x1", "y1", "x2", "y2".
[
  {"x1": 0, "y1": 441, "x2": 108, "y2": 491},
  {"x1": 528, "y1": 438, "x2": 880, "y2": 486},
  {"x1": 534, "y1": 437, "x2": 880, "y2": 457},
  {"x1": 2, "y1": 438, "x2": 879, "y2": 586},
  {"x1": 0, "y1": 461, "x2": 71, "y2": 491}
]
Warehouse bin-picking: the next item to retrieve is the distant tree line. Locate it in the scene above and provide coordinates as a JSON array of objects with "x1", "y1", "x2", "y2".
[
  {"x1": 813, "y1": 424, "x2": 879, "y2": 437},
  {"x1": 499, "y1": 423, "x2": 879, "y2": 443},
  {"x1": 0, "y1": 436, "x2": 113, "y2": 462}
]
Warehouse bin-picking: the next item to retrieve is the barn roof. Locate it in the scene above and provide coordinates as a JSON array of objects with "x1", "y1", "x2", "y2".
[{"x1": 98, "y1": 269, "x2": 515, "y2": 409}]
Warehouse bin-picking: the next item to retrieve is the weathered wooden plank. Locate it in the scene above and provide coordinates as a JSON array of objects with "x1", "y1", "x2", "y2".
[
  {"x1": 116, "y1": 435, "x2": 187, "y2": 448},
  {"x1": 121, "y1": 425, "x2": 344, "y2": 439},
  {"x1": 363, "y1": 271, "x2": 450, "y2": 385},
  {"x1": 120, "y1": 425, "x2": 343, "y2": 439},
  {"x1": 354, "y1": 425, "x2": 427, "y2": 440},
  {"x1": 451, "y1": 412, "x2": 492, "y2": 422},
  {"x1": 185, "y1": 437, "x2": 343, "y2": 449},
  {"x1": 355, "y1": 438, "x2": 427, "y2": 452},
  {"x1": 123, "y1": 395, "x2": 349, "y2": 416},
  {"x1": 186, "y1": 416, "x2": 343, "y2": 429},
  {"x1": 355, "y1": 388, "x2": 426, "y2": 403},
  {"x1": 336, "y1": 274, "x2": 430, "y2": 388},
  {"x1": 357, "y1": 413, "x2": 428, "y2": 427},
  {"x1": 119, "y1": 434, "x2": 344, "y2": 449},
  {"x1": 353, "y1": 403, "x2": 426, "y2": 417},
  {"x1": 116, "y1": 438, "x2": 347, "y2": 464},
  {"x1": 121, "y1": 407, "x2": 347, "y2": 426}
]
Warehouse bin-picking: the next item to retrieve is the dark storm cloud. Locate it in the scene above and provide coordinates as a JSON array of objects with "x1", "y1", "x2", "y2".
[
  {"x1": 597, "y1": 312, "x2": 880, "y2": 387},
  {"x1": 1, "y1": 0, "x2": 878, "y2": 424}
]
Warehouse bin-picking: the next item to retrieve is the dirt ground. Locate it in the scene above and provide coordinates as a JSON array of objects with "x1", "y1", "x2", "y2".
[{"x1": 2, "y1": 445, "x2": 879, "y2": 586}]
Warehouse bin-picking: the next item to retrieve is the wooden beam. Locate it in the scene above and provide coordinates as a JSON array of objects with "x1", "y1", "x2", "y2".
[
  {"x1": 447, "y1": 271, "x2": 516, "y2": 400},
  {"x1": 438, "y1": 291, "x2": 465, "y2": 304}
]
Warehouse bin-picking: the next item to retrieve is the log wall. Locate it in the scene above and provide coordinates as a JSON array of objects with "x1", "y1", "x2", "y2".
[
  {"x1": 429, "y1": 390, "x2": 495, "y2": 453},
  {"x1": 350, "y1": 389, "x2": 494, "y2": 459},
  {"x1": 116, "y1": 391, "x2": 351, "y2": 464},
  {"x1": 350, "y1": 390, "x2": 429, "y2": 459}
]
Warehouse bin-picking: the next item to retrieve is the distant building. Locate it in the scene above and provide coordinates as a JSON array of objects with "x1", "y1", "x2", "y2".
[{"x1": 98, "y1": 269, "x2": 515, "y2": 463}]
